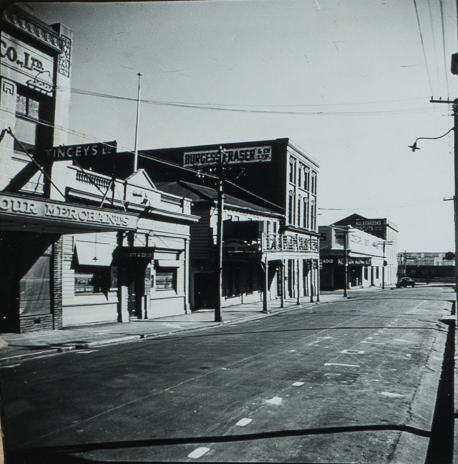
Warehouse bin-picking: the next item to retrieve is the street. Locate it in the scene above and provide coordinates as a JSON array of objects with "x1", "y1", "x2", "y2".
[{"x1": 0, "y1": 286, "x2": 455, "y2": 463}]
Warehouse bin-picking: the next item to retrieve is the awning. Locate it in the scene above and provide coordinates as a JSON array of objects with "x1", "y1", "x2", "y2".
[
  {"x1": 75, "y1": 242, "x2": 113, "y2": 266},
  {"x1": 157, "y1": 260, "x2": 181, "y2": 268}
]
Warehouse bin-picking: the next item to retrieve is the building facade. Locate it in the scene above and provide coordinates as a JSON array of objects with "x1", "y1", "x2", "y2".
[
  {"x1": 0, "y1": 6, "x2": 198, "y2": 333},
  {"x1": 137, "y1": 138, "x2": 322, "y2": 307},
  {"x1": 319, "y1": 225, "x2": 385, "y2": 290},
  {"x1": 82, "y1": 138, "x2": 321, "y2": 308},
  {"x1": 398, "y1": 251, "x2": 455, "y2": 283},
  {"x1": 332, "y1": 214, "x2": 398, "y2": 287}
]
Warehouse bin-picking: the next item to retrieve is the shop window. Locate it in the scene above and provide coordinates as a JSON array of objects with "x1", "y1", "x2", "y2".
[
  {"x1": 14, "y1": 87, "x2": 52, "y2": 155},
  {"x1": 74, "y1": 267, "x2": 110, "y2": 294},
  {"x1": 156, "y1": 269, "x2": 176, "y2": 291}
]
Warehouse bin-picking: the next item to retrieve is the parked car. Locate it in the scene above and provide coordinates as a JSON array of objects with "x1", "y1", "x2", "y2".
[{"x1": 396, "y1": 277, "x2": 415, "y2": 288}]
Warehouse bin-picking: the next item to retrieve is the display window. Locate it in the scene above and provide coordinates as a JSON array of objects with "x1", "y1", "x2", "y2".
[
  {"x1": 74, "y1": 267, "x2": 110, "y2": 294},
  {"x1": 155, "y1": 269, "x2": 176, "y2": 291}
]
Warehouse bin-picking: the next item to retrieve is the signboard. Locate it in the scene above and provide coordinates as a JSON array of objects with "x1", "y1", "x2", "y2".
[
  {"x1": 337, "y1": 258, "x2": 372, "y2": 266},
  {"x1": 183, "y1": 146, "x2": 272, "y2": 167},
  {"x1": 1, "y1": 33, "x2": 55, "y2": 95},
  {"x1": 0, "y1": 193, "x2": 137, "y2": 230},
  {"x1": 118, "y1": 247, "x2": 154, "y2": 259},
  {"x1": 42, "y1": 141, "x2": 117, "y2": 161}
]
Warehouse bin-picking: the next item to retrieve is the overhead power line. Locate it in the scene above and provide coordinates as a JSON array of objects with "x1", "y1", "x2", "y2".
[{"x1": 412, "y1": 0, "x2": 434, "y2": 95}]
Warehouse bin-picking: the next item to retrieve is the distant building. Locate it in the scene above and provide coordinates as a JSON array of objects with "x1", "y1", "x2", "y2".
[
  {"x1": 319, "y1": 214, "x2": 399, "y2": 290},
  {"x1": 397, "y1": 252, "x2": 455, "y2": 282}
]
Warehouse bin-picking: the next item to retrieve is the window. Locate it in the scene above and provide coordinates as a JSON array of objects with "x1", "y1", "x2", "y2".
[
  {"x1": 289, "y1": 159, "x2": 296, "y2": 184},
  {"x1": 303, "y1": 199, "x2": 309, "y2": 228},
  {"x1": 376, "y1": 267, "x2": 380, "y2": 279},
  {"x1": 297, "y1": 198, "x2": 301, "y2": 227},
  {"x1": 288, "y1": 193, "x2": 294, "y2": 224},
  {"x1": 156, "y1": 269, "x2": 176, "y2": 291},
  {"x1": 311, "y1": 172, "x2": 317, "y2": 194},
  {"x1": 310, "y1": 202, "x2": 316, "y2": 230},
  {"x1": 304, "y1": 168, "x2": 310, "y2": 190},
  {"x1": 14, "y1": 87, "x2": 51, "y2": 155},
  {"x1": 74, "y1": 267, "x2": 110, "y2": 294}
]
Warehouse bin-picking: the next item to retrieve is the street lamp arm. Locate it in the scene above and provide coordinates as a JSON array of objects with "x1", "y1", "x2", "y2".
[{"x1": 409, "y1": 127, "x2": 454, "y2": 151}]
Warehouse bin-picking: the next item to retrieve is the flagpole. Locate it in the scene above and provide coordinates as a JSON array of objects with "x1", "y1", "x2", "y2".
[{"x1": 133, "y1": 72, "x2": 142, "y2": 172}]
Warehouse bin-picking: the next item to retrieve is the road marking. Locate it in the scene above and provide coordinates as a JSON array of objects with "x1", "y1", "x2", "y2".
[
  {"x1": 324, "y1": 363, "x2": 360, "y2": 368},
  {"x1": 289, "y1": 350, "x2": 296, "y2": 352},
  {"x1": 188, "y1": 447, "x2": 210, "y2": 459},
  {"x1": 75, "y1": 350, "x2": 99, "y2": 354},
  {"x1": 361, "y1": 341, "x2": 385, "y2": 345},
  {"x1": 0, "y1": 364, "x2": 20, "y2": 368},
  {"x1": 265, "y1": 396, "x2": 283, "y2": 405},
  {"x1": 236, "y1": 418, "x2": 252, "y2": 426},
  {"x1": 380, "y1": 392, "x2": 407, "y2": 398},
  {"x1": 341, "y1": 350, "x2": 365, "y2": 354},
  {"x1": 292, "y1": 381, "x2": 305, "y2": 386},
  {"x1": 394, "y1": 339, "x2": 409, "y2": 343}
]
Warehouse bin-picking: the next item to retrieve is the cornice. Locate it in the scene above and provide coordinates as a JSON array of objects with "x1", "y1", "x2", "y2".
[{"x1": 3, "y1": 7, "x2": 63, "y2": 52}]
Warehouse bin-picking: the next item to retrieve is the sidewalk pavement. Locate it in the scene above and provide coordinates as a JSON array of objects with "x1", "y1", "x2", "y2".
[{"x1": 0, "y1": 287, "x2": 386, "y2": 364}]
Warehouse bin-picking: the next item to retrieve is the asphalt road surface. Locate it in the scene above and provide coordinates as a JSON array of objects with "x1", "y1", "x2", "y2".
[{"x1": 0, "y1": 285, "x2": 455, "y2": 463}]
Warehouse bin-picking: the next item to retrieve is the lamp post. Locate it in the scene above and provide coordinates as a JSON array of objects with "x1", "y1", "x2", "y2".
[{"x1": 409, "y1": 124, "x2": 456, "y2": 298}]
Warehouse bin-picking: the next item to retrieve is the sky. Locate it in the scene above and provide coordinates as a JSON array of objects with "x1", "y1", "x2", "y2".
[{"x1": 20, "y1": 0, "x2": 458, "y2": 252}]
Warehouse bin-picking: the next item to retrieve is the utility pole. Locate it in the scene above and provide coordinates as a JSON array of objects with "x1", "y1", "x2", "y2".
[
  {"x1": 343, "y1": 226, "x2": 348, "y2": 298},
  {"x1": 429, "y1": 97, "x2": 458, "y2": 301},
  {"x1": 215, "y1": 147, "x2": 225, "y2": 323}
]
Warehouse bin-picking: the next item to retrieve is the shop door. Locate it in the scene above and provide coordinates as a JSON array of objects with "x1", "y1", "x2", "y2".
[{"x1": 194, "y1": 273, "x2": 216, "y2": 310}]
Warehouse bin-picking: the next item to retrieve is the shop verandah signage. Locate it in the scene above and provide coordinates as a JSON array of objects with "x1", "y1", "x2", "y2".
[{"x1": 0, "y1": 194, "x2": 137, "y2": 230}]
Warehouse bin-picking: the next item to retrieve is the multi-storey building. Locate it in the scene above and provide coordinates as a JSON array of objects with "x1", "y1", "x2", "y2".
[
  {"x1": 0, "y1": 6, "x2": 198, "y2": 332},
  {"x1": 138, "y1": 139, "x2": 321, "y2": 306},
  {"x1": 323, "y1": 213, "x2": 399, "y2": 288},
  {"x1": 82, "y1": 138, "x2": 321, "y2": 307}
]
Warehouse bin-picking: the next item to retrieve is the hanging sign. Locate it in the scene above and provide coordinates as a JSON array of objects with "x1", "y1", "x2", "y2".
[{"x1": 42, "y1": 141, "x2": 117, "y2": 161}]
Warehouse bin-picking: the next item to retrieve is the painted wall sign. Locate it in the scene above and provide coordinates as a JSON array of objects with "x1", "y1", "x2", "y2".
[
  {"x1": 355, "y1": 218, "x2": 385, "y2": 234},
  {"x1": 42, "y1": 141, "x2": 117, "y2": 161},
  {"x1": 1, "y1": 33, "x2": 55, "y2": 95},
  {"x1": 183, "y1": 146, "x2": 272, "y2": 167},
  {"x1": 0, "y1": 194, "x2": 137, "y2": 230}
]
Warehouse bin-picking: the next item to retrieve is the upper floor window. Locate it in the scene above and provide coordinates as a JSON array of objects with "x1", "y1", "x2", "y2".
[
  {"x1": 311, "y1": 172, "x2": 317, "y2": 194},
  {"x1": 304, "y1": 168, "x2": 310, "y2": 190},
  {"x1": 14, "y1": 87, "x2": 52, "y2": 156},
  {"x1": 289, "y1": 159, "x2": 296, "y2": 184}
]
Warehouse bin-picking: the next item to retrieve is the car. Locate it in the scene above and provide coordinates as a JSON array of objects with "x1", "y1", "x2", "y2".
[{"x1": 396, "y1": 277, "x2": 415, "y2": 288}]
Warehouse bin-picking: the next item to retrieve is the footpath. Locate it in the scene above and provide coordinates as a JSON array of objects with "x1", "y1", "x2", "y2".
[{"x1": 0, "y1": 289, "x2": 359, "y2": 364}]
